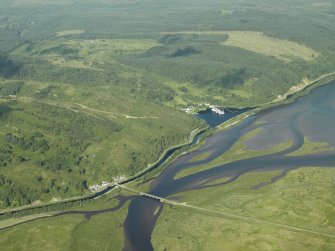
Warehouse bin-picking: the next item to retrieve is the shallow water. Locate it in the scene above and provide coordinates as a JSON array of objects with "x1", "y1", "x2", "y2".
[
  {"x1": 2, "y1": 82, "x2": 335, "y2": 250},
  {"x1": 123, "y1": 81, "x2": 335, "y2": 250}
]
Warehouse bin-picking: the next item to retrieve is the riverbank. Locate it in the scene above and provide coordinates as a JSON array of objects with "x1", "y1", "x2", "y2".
[
  {"x1": 0, "y1": 126, "x2": 207, "y2": 219},
  {"x1": 119, "y1": 127, "x2": 208, "y2": 183},
  {"x1": 1, "y1": 71, "x2": 335, "y2": 221},
  {"x1": 122, "y1": 74, "x2": 335, "y2": 250},
  {"x1": 217, "y1": 72, "x2": 335, "y2": 131}
]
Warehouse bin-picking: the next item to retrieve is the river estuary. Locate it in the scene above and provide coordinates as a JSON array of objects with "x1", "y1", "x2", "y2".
[
  {"x1": 123, "y1": 80, "x2": 335, "y2": 250},
  {"x1": 2, "y1": 81, "x2": 335, "y2": 250}
]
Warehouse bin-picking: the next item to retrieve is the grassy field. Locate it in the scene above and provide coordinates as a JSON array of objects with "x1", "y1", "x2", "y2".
[
  {"x1": 0, "y1": 189, "x2": 129, "y2": 251},
  {"x1": 0, "y1": 77, "x2": 202, "y2": 208},
  {"x1": 0, "y1": 214, "x2": 86, "y2": 250},
  {"x1": 0, "y1": 115, "x2": 334, "y2": 250},
  {"x1": 0, "y1": 1, "x2": 335, "y2": 248},
  {"x1": 152, "y1": 167, "x2": 335, "y2": 251},
  {"x1": 223, "y1": 31, "x2": 319, "y2": 62},
  {"x1": 0, "y1": 212, "x2": 59, "y2": 229},
  {"x1": 162, "y1": 30, "x2": 319, "y2": 62},
  {"x1": 56, "y1": 30, "x2": 85, "y2": 37},
  {"x1": 0, "y1": 166, "x2": 333, "y2": 251},
  {"x1": 289, "y1": 137, "x2": 334, "y2": 156},
  {"x1": 175, "y1": 127, "x2": 292, "y2": 179}
]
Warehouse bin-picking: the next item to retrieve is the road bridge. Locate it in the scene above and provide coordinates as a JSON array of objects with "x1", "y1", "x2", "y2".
[
  {"x1": 115, "y1": 184, "x2": 175, "y2": 204},
  {"x1": 114, "y1": 184, "x2": 335, "y2": 239}
]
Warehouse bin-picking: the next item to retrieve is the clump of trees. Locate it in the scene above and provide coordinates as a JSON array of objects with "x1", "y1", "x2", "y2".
[
  {"x1": 214, "y1": 68, "x2": 250, "y2": 88},
  {"x1": 0, "y1": 100, "x2": 125, "y2": 209},
  {"x1": 0, "y1": 54, "x2": 21, "y2": 78},
  {"x1": 40, "y1": 45, "x2": 79, "y2": 56},
  {"x1": 0, "y1": 81, "x2": 23, "y2": 95},
  {"x1": 0, "y1": 28, "x2": 22, "y2": 53},
  {"x1": 5, "y1": 132, "x2": 49, "y2": 153},
  {"x1": 0, "y1": 144, "x2": 13, "y2": 167},
  {"x1": 169, "y1": 46, "x2": 199, "y2": 57},
  {"x1": 0, "y1": 175, "x2": 39, "y2": 207}
]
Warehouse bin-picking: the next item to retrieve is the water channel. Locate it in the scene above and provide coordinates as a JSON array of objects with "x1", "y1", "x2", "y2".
[
  {"x1": 2, "y1": 81, "x2": 335, "y2": 251},
  {"x1": 123, "y1": 81, "x2": 335, "y2": 250}
]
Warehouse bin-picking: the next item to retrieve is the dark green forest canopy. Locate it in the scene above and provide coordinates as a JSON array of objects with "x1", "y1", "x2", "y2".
[
  {"x1": 0, "y1": 0, "x2": 334, "y2": 48},
  {"x1": 1, "y1": 0, "x2": 335, "y2": 103}
]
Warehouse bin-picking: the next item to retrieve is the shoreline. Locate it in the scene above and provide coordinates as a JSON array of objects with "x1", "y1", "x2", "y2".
[
  {"x1": 1, "y1": 71, "x2": 335, "y2": 221},
  {"x1": 216, "y1": 72, "x2": 335, "y2": 131},
  {"x1": 0, "y1": 126, "x2": 208, "y2": 218},
  {"x1": 188, "y1": 71, "x2": 335, "y2": 131}
]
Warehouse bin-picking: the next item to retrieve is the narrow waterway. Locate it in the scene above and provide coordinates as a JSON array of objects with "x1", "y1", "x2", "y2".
[
  {"x1": 1, "y1": 81, "x2": 335, "y2": 251},
  {"x1": 123, "y1": 81, "x2": 335, "y2": 251}
]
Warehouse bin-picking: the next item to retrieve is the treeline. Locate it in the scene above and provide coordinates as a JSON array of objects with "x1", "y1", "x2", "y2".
[
  {"x1": 131, "y1": 81, "x2": 176, "y2": 103},
  {"x1": 1, "y1": 55, "x2": 177, "y2": 103},
  {"x1": 158, "y1": 34, "x2": 229, "y2": 45},
  {"x1": 121, "y1": 43, "x2": 301, "y2": 104},
  {"x1": 11, "y1": 56, "x2": 120, "y2": 86},
  {"x1": 0, "y1": 144, "x2": 13, "y2": 167},
  {"x1": 5, "y1": 132, "x2": 49, "y2": 154},
  {"x1": 0, "y1": 99, "x2": 125, "y2": 208},
  {"x1": 0, "y1": 54, "x2": 21, "y2": 78},
  {"x1": 0, "y1": 175, "x2": 39, "y2": 207},
  {"x1": 0, "y1": 81, "x2": 23, "y2": 95},
  {"x1": 127, "y1": 132, "x2": 190, "y2": 175},
  {"x1": 2, "y1": 101, "x2": 123, "y2": 162},
  {"x1": 0, "y1": 171, "x2": 89, "y2": 209},
  {"x1": 121, "y1": 40, "x2": 335, "y2": 105},
  {"x1": 0, "y1": 173, "x2": 88, "y2": 209},
  {"x1": 0, "y1": 194, "x2": 95, "y2": 221},
  {"x1": 0, "y1": 28, "x2": 22, "y2": 53},
  {"x1": 33, "y1": 102, "x2": 123, "y2": 145}
]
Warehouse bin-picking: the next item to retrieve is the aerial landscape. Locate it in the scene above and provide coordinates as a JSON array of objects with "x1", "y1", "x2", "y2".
[{"x1": 0, "y1": 0, "x2": 335, "y2": 250}]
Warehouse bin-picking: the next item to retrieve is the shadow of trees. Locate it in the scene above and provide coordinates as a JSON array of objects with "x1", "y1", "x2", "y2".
[{"x1": 0, "y1": 54, "x2": 21, "y2": 78}]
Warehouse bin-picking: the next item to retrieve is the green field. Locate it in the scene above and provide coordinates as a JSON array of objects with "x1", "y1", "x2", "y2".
[
  {"x1": 0, "y1": 78, "x2": 201, "y2": 207},
  {"x1": 152, "y1": 167, "x2": 335, "y2": 251},
  {"x1": 0, "y1": 166, "x2": 333, "y2": 251},
  {"x1": 56, "y1": 30, "x2": 85, "y2": 37},
  {"x1": 176, "y1": 128, "x2": 292, "y2": 179},
  {"x1": 0, "y1": 1, "x2": 335, "y2": 249},
  {"x1": 223, "y1": 31, "x2": 319, "y2": 62},
  {"x1": 0, "y1": 120, "x2": 334, "y2": 250},
  {"x1": 162, "y1": 30, "x2": 319, "y2": 62},
  {"x1": 0, "y1": 190, "x2": 129, "y2": 251}
]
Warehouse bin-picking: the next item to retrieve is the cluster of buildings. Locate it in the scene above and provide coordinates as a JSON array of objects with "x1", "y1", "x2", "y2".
[
  {"x1": 181, "y1": 103, "x2": 225, "y2": 115},
  {"x1": 89, "y1": 181, "x2": 110, "y2": 192},
  {"x1": 88, "y1": 175, "x2": 126, "y2": 193}
]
